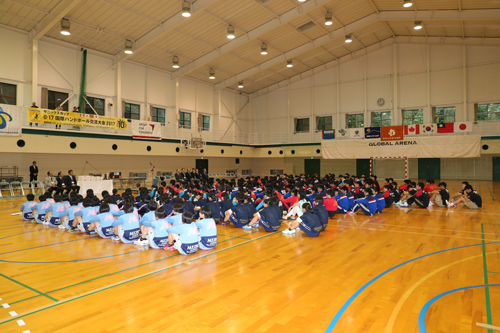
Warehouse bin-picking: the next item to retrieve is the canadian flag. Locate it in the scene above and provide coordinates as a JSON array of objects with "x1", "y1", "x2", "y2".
[
  {"x1": 454, "y1": 121, "x2": 472, "y2": 132},
  {"x1": 404, "y1": 124, "x2": 420, "y2": 135}
]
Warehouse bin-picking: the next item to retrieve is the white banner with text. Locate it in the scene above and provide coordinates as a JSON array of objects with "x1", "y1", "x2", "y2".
[
  {"x1": 132, "y1": 120, "x2": 162, "y2": 140},
  {"x1": 0, "y1": 104, "x2": 22, "y2": 136}
]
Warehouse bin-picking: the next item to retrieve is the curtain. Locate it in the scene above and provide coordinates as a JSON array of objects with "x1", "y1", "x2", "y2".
[
  {"x1": 149, "y1": 105, "x2": 153, "y2": 121},
  {"x1": 41, "y1": 87, "x2": 48, "y2": 109},
  {"x1": 293, "y1": 118, "x2": 297, "y2": 134},
  {"x1": 315, "y1": 116, "x2": 319, "y2": 132},
  {"x1": 431, "y1": 107, "x2": 436, "y2": 123},
  {"x1": 121, "y1": 101, "x2": 125, "y2": 118},
  {"x1": 400, "y1": 109, "x2": 405, "y2": 125},
  {"x1": 198, "y1": 114, "x2": 203, "y2": 132},
  {"x1": 345, "y1": 114, "x2": 349, "y2": 128},
  {"x1": 474, "y1": 103, "x2": 478, "y2": 122}
]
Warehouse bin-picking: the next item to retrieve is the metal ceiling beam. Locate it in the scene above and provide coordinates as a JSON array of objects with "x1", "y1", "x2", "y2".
[
  {"x1": 6, "y1": 0, "x2": 49, "y2": 14},
  {"x1": 215, "y1": 9, "x2": 500, "y2": 91},
  {"x1": 172, "y1": 0, "x2": 332, "y2": 79},
  {"x1": 116, "y1": 0, "x2": 217, "y2": 63},
  {"x1": 31, "y1": 0, "x2": 83, "y2": 40}
]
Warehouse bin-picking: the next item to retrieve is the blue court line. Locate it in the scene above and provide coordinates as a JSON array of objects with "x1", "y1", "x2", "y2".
[
  {"x1": 0, "y1": 204, "x2": 18, "y2": 211},
  {"x1": 0, "y1": 237, "x2": 97, "y2": 256},
  {"x1": 418, "y1": 285, "x2": 500, "y2": 333},
  {"x1": 0, "y1": 223, "x2": 26, "y2": 229},
  {"x1": 0, "y1": 230, "x2": 39, "y2": 240},
  {"x1": 324, "y1": 241, "x2": 500, "y2": 333},
  {"x1": 0, "y1": 249, "x2": 144, "y2": 264},
  {"x1": 406, "y1": 208, "x2": 414, "y2": 214},
  {"x1": 0, "y1": 226, "x2": 28, "y2": 231}
]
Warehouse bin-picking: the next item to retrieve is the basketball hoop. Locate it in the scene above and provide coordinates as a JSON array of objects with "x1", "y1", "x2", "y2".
[{"x1": 190, "y1": 137, "x2": 205, "y2": 149}]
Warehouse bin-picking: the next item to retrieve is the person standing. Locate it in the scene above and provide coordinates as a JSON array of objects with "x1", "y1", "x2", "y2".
[{"x1": 29, "y1": 161, "x2": 39, "y2": 187}]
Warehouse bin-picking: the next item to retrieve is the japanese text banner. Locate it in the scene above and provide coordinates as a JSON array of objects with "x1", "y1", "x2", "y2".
[{"x1": 28, "y1": 108, "x2": 128, "y2": 130}]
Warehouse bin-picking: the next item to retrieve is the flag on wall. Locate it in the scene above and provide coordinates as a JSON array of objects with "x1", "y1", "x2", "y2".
[
  {"x1": 404, "y1": 124, "x2": 420, "y2": 135},
  {"x1": 454, "y1": 122, "x2": 472, "y2": 133},
  {"x1": 437, "y1": 123, "x2": 454, "y2": 133},
  {"x1": 364, "y1": 127, "x2": 381, "y2": 139},
  {"x1": 0, "y1": 104, "x2": 22, "y2": 136},
  {"x1": 381, "y1": 125, "x2": 404, "y2": 141},
  {"x1": 337, "y1": 128, "x2": 348, "y2": 138},
  {"x1": 349, "y1": 128, "x2": 365, "y2": 139},
  {"x1": 420, "y1": 124, "x2": 436, "y2": 134},
  {"x1": 322, "y1": 129, "x2": 335, "y2": 140}
]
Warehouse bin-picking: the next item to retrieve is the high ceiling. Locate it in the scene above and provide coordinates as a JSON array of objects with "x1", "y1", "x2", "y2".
[{"x1": 1, "y1": 0, "x2": 500, "y2": 94}]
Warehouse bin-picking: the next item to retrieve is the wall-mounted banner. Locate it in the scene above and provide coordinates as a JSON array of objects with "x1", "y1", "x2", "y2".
[
  {"x1": 0, "y1": 104, "x2": 22, "y2": 136},
  {"x1": 336, "y1": 128, "x2": 348, "y2": 138},
  {"x1": 322, "y1": 129, "x2": 335, "y2": 140},
  {"x1": 381, "y1": 125, "x2": 404, "y2": 141},
  {"x1": 364, "y1": 127, "x2": 381, "y2": 139},
  {"x1": 321, "y1": 135, "x2": 481, "y2": 159},
  {"x1": 132, "y1": 120, "x2": 162, "y2": 140},
  {"x1": 349, "y1": 128, "x2": 365, "y2": 139},
  {"x1": 28, "y1": 108, "x2": 128, "y2": 130}
]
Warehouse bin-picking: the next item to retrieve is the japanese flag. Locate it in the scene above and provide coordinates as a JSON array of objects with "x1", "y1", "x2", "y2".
[
  {"x1": 454, "y1": 122, "x2": 472, "y2": 132},
  {"x1": 404, "y1": 124, "x2": 420, "y2": 136}
]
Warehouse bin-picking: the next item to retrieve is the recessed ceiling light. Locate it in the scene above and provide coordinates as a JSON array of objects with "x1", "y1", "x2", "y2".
[
  {"x1": 182, "y1": 1, "x2": 191, "y2": 17},
  {"x1": 345, "y1": 34, "x2": 352, "y2": 43},
  {"x1": 414, "y1": 21, "x2": 423, "y2": 30},
  {"x1": 60, "y1": 18, "x2": 70, "y2": 35},
  {"x1": 209, "y1": 68, "x2": 215, "y2": 79},
  {"x1": 403, "y1": 0, "x2": 413, "y2": 7}
]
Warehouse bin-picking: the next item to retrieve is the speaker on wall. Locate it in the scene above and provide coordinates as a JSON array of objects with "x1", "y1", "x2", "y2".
[{"x1": 235, "y1": 158, "x2": 240, "y2": 164}]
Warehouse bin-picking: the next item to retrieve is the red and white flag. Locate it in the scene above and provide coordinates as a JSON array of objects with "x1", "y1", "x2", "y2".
[
  {"x1": 404, "y1": 124, "x2": 420, "y2": 135},
  {"x1": 454, "y1": 121, "x2": 472, "y2": 133}
]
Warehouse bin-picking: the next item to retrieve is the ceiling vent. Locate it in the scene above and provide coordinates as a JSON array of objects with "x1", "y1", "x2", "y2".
[{"x1": 297, "y1": 21, "x2": 317, "y2": 33}]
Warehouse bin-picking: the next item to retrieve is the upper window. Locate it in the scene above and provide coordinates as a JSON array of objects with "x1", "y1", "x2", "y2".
[
  {"x1": 124, "y1": 102, "x2": 140, "y2": 120},
  {"x1": 317, "y1": 116, "x2": 332, "y2": 131},
  {"x1": 372, "y1": 112, "x2": 391, "y2": 127},
  {"x1": 180, "y1": 111, "x2": 191, "y2": 129},
  {"x1": 0, "y1": 82, "x2": 16, "y2": 105},
  {"x1": 477, "y1": 103, "x2": 500, "y2": 122},
  {"x1": 295, "y1": 118, "x2": 310, "y2": 133},
  {"x1": 403, "y1": 109, "x2": 423, "y2": 125},
  {"x1": 347, "y1": 114, "x2": 364, "y2": 129},
  {"x1": 152, "y1": 107, "x2": 165, "y2": 123},
  {"x1": 434, "y1": 106, "x2": 455, "y2": 123},
  {"x1": 48, "y1": 90, "x2": 69, "y2": 111},
  {"x1": 85, "y1": 96, "x2": 105, "y2": 116},
  {"x1": 202, "y1": 115, "x2": 210, "y2": 131}
]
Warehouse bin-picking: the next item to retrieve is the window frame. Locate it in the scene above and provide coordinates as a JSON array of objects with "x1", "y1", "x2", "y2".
[
  {"x1": 0, "y1": 82, "x2": 17, "y2": 106},
  {"x1": 317, "y1": 116, "x2": 332, "y2": 131},
  {"x1": 434, "y1": 106, "x2": 455, "y2": 124},
  {"x1": 124, "y1": 102, "x2": 140, "y2": 120},
  {"x1": 372, "y1": 111, "x2": 391, "y2": 127},
  {"x1": 152, "y1": 107, "x2": 166, "y2": 123},
  {"x1": 295, "y1": 118, "x2": 310, "y2": 133},
  {"x1": 179, "y1": 111, "x2": 191, "y2": 129},
  {"x1": 403, "y1": 109, "x2": 424, "y2": 125},
  {"x1": 347, "y1": 114, "x2": 364, "y2": 129},
  {"x1": 476, "y1": 103, "x2": 500, "y2": 122},
  {"x1": 84, "y1": 96, "x2": 105, "y2": 116},
  {"x1": 48, "y1": 90, "x2": 69, "y2": 111},
  {"x1": 202, "y1": 115, "x2": 210, "y2": 131}
]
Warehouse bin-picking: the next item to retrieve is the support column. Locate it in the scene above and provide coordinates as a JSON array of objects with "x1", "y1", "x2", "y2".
[
  {"x1": 463, "y1": 45, "x2": 467, "y2": 121},
  {"x1": 145, "y1": 65, "x2": 148, "y2": 121},
  {"x1": 364, "y1": 52, "x2": 368, "y2": 126},
  {"x1": 311, "y1": 75, "x2": 314, "y2": 142},
  {"x1": 31, "y1": 39, "x2": 38, "y2": 106},
  {"x1": 392, "y1": 44, "x2": 398, "y2": 125},
  {"x1": 287, "y1": 79, "x2": 291, "y2": 143},
  {"x1": 115, "y1": 60, "x2": 122, "y2": 118},
  {"x1": 336, "y1": 60, "x2": 340, "y2": 128},
  {"x1": 176, "y1": 78, "x2": 180, "y2": 138},
  {"x1": 427, "y1": 44, "x2": 431, "y2": 124}
]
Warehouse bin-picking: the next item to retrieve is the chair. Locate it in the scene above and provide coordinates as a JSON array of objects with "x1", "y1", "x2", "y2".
[
  {"x1": 10, "y1": 181, "x2": 23, "y2": 196},
  {"x1": 0, "y1": 182, "x2": 13, "y2": 198},
  {"x1": 31, "y1": 181, "x2": 44, "y2": 195},
  {"x1": 22, "y1": 181, "x2": 33, "y2": 195}
]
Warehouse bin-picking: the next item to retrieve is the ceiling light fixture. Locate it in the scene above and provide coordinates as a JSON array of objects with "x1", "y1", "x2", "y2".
[
  {"x1": 403, "y1": 0, "x2": 413, "y2": 7},
  {"x1": 287, "y1": 60, "x2": 293, "y2": 68},
  {"x1": 60, "y1": 18, "x2": 70, "y2": 35},
  {"x1": 325, "y1": 12, "x2": 333, "y2": 26},
  {"x1": 414, "y1": 21, "x2": 423, "y2": 30},
  {"x1": 172, "y1": 56, "x2": 180, "y2": 68},
  {"x1": 238, "y1": 81, "x2": 244, "y2": 88},
  {"x1": 182, "y1": 1, "x2": 191, "y2": 17},
  {"x1": 261, "y1": 43, "x2": 268, "y2": 55},
  {"x1": 345, "y1": 34, "x2": 352, "y2": 43},
  {"x1": 227, "y1": 25, "x2": 235, "y2": 39},
  {"x1": 124, "y1": 40, "x2": 133, "y2": 54},
  {"x1": 298, "y1": 0, "x2": 307, "y2": 2},
  {"x1": 209, "y1": 68, "x2": 215, "y2": 79}
]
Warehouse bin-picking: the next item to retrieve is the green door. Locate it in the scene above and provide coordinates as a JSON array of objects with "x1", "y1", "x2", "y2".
[
  {"x1": 493, "y1": 157, "x2": 500, "y2": 181},
  {"x1": 304, "y1": 159, "x2": 321, "y2": 176},
  {"x1": 195, "y1": 159, "x2": 209, "y2": 173},
  {"x1": 418, "y1": 158, "x2": 440, "y2": 180},
  {"x1": 357, "y1": 159, "x2": 371, "y2": 177}
]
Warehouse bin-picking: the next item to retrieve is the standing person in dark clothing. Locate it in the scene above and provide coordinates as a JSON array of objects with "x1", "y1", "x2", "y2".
[{"x1": 29, "y1": 161, "x2": 39, "y2": 187}]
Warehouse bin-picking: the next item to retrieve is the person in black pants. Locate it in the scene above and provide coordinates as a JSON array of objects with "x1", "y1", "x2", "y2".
[
  {"x1": 64, "y1": 170, "x2": 80, "y2": 193},
  {"x1": 29, "y1": 161, "x2": 39, "y2": 187},
  {"x1": 56, "y1": 171, "x2": 68, "y2": 195}
]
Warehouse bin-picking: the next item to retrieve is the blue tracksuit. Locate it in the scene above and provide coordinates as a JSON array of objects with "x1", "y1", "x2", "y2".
[
  {"x1": 352, "y1": 195, "x2": 377, "y2": 215},
  {"x1": 334, "y1": 192, "x2": 349, "y2": 213}
]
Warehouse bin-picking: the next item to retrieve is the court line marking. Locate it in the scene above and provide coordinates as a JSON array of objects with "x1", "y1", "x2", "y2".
[
  {"x1": 383, "y1": 211, "x2": 500, "y2": 222},
  {"x1": 0, "y1": 231, "x2": 39, "y2": 241},
  {"x1": 0, "y1": 231, "x2": 280, "y2": 326},
  {"x1": 405, "y1": 208, "x2": 414, "y2": 214},
  {"x1": 488, "y1": 271, "x2": 500, "y2": 275},
  {"x1": 335, "y1": 220, "x2": 500, "y2": 237},
  {"x1": 418, "y1": 285, "x2": 500, "y2": 333},
  {"x1": 324, "y1": 241, "x2": 500, "y2": 333},
  {"x1": 8, "y1": 234, "x2": 254, "y2": 305},
  {"x1": 0, "y1": 203, "x2": 18, "y2": 211},
  {"x1": 384, "y1": 251, "x2": 495, "y2": 333},
  {"x1": 0, "y1": 274, "x2": 58, "y2": 302},
  {"x1": 481, "y1": 224, "x2": 494, "y2": 332},
  {"x1": 0, "y1": 237, "x2": 97, "y2": 256},
  {"x1": 486, "y1": 183, "x2": 495, "y2": 201}
]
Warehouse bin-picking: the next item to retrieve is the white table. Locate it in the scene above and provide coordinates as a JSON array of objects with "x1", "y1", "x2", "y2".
[{"x1": 78, "y1": 180, "x2": 113, "y2": 196}]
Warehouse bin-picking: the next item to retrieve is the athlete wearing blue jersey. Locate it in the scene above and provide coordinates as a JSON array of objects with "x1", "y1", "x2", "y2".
[
  {"x1": 373, "y1": 189, "x2": 385, "y2": 213},
  {"x1": 138, "y1": 201, "x2": 157, "y2": 225},
  {"x1": 88, "y1": 203, "x2": 115, "y2": 238},
  {"x1": 59, "y1": 197, "x2": 81, "y2": 229},
  {"x1": 334, "y1": 189, "x2": 349, "y2": 213},
  {"x1": 205, "y1": 193, "x2": 221, "y2": 224},
  {"x1": 282, "y1": 203, "x2": 322, "y2": 237},
  {"x1": 245, "y1": 198, "x2": 280, "y2": 232},
  {"x1": 348, "y1": 188, "x2": 377, "y2": 216},
  {"x1": 312, "y1": 196, "x2": 329, "y2": 231},
  {"x1": 73, "y1": 198, "x2": 98, "y2": 233},
  {"x1": 224, "y1": 195, "x2": 251, "y2": 228},
  {"x1": 166, "y1": 202, "x2": 183, "y2": 227},
  {"x1": 112, "y1": 202, "x2": 141, "y2": 243},
  {"x1": 134, "y1": 208, "x2": 170, "y2": 248},
  {"x1": 45, "y1": 195, "x2": 66, "y2": 227},
  {"x1": 344, "y1": 188, "x2": 355, "y2": 210},
  {"x1": 32, "y1": 195, "x2": 51, "y2": 224},
  {"x1": 20, "y1": 194, "x2": 37, "y2": 221},
  {"x1": 164, "y1": 212, "x2": 199, "y2": 255},
  {"x1": 196, "y1": 207, "x2": 217, "y2": 250},
  {"x1": 218, "y1": 193, "x2": 233, "y2": 223}
]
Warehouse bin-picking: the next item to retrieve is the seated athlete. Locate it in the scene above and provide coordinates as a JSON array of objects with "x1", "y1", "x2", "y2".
[
  {"x1": 163, "y1": 211, "x2": 200, "y2": 255},
  {"x1": 205, "y1": 192, "x2": 221, "y2": 224},
  {"x1": 428, "y1": 181, "x2": 442, "y2": 207},
  {"x1": 139, "y1": 200, "x2": 158, "y2": 227},
  {"x1": 134, "y1": 208, "x2": 169, "y2": 248},
  {"x1": 405, "y1": 182, "x2": 429, "y2": 208},
  {"x1": 282, "y1": 203, "x2": 322, "y2": 237},
  {"x1": 87, "y1": 203, "x2": 115, "y2": 237},
  {"x1": 59, "y1": 197, "x2": 81, "y2": 229},
  {"x1": 72, "y1": 198, "x2": 97, "y2": 233},
  {"x1": 196, "y1": 206, "x2": 218, "y2": 250},
  {"x1": 373, "y1": 188, "x2": 385, "y2": 213},
  {"x1": 433, "y1": 182, "x2": 450, "y2": 207},
  {"x1": 283, "y1": 191, "x2": 309, "y2": 219},
  {"x1": 45, "y1": 194, "x2": 66, "y2": 227},
  {"x1": 451, "y1": 181, "x2": 469, "y2": 202},
  {"x1": 324, "y1": 190, "x2": 338, "y2": 218},
  {"x1": 382, "y1": 185, "x2": 395, "y2": 208},
  {"x1": 224, "y1": 194, "x2": 251, "y2": 228},
  {"x1": 348, "y1": 188, "x2": 377, "y2": 216},
  {"x1": 397, "y1": 182, "x2": 417, "y2": 205},
  {"x1": 32, "y1": 194, "x2": 51, "y2": 224},
  {"x1": 244, "y1": 198, "x2": 280, "y2": 232},
  {"x1": 20, "y1": 194, "x2": 37, "y2": 221},
  {"x1": 312, "y1": 196, "x2": 329, "y2": 231},
  {"x1": 334, "y1": 188, "x2": 349, "y2": 214},
  {"x1": 448, "y1": 185, "x2": 482, "y2": 209},
  {"x1": 112, "y1": 202, "x2": 141, "y2": 242},
  {"x1": 166, "y1": 201, "x2": 184, "y2": 227}
]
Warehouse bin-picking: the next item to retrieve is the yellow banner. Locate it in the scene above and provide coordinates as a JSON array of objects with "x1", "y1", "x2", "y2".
[{"x1": 28, "y1": 108, "x2": 128, "y2": 130}]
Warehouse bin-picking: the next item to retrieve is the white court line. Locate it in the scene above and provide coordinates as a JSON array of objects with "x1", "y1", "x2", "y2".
[
  {"x1": 335, "y1": 220, "x2": 500, "y2": 237},
  {"x1": 23, "y1": 331, "x2": 31, "y2": 333},
  {"x1": 1, "y1": 303, "x2": 9, "y2": 308},
  {"x1": 9, "y1": 311, "x2": 17, "y2": 316},
  {"x1": 331, "y1": 224, "x2": 500, "y2": 242},
  {"x1": 477, "y1": 323, "x2": 500, "y2": 330},
  {"x1": 17, "y1": 319, "x2": 25, "y2": 326}
]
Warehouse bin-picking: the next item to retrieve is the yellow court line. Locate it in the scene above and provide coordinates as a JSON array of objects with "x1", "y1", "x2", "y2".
[{"x1": 384, "y1": 251, "x2": 496, "y2": 333}]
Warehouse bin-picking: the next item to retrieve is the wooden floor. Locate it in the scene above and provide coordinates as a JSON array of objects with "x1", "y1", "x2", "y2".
[{"x1": 0, "y1": 180, "x2": 499, "y2": 333}]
